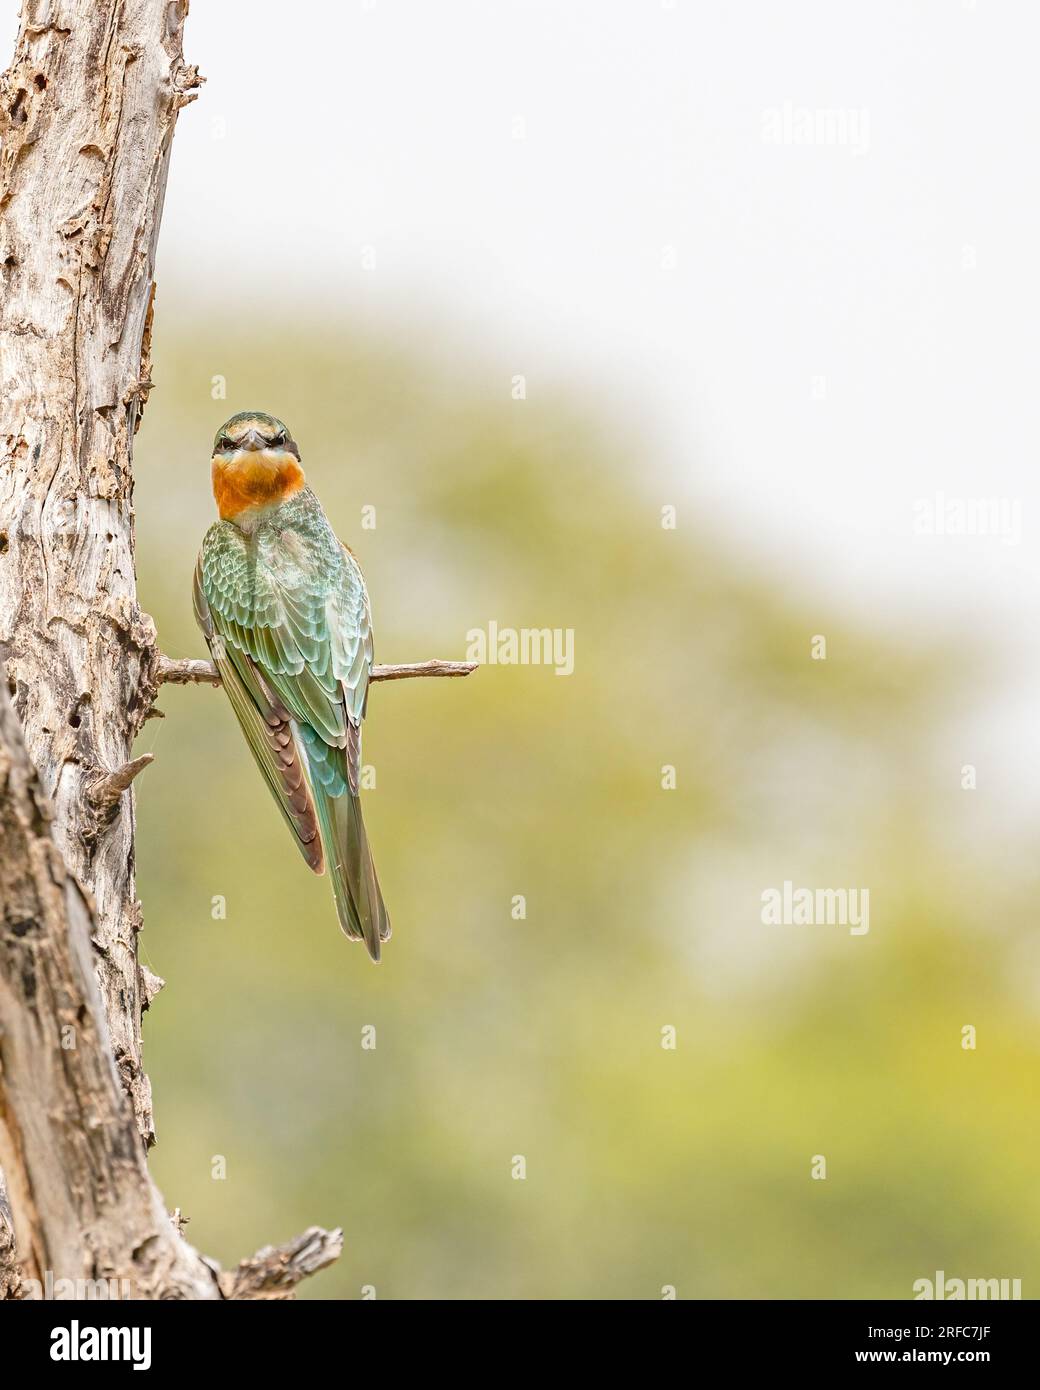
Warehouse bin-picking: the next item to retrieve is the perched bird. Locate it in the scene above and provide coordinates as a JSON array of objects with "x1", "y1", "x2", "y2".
[{"x1": 194, "y1": 411, "x2": 391, "y2": 961}]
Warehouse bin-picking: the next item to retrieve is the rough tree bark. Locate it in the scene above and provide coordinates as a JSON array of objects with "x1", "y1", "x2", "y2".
[
  {"x1": 0, "y1": 0, "x2": 204, "y2": 1300},
  {"x1": 0, "y1": 0, "x2": 473, "y2": 1301},
  {"x1": 0, "y1": 675, "x2": 232, "y2": 1297},
  {"x1": 0, "y1": 1170, "x2": 21, "y2": 1299},
  {"x1": 0, "y1": 0, "x2": 199, "y2": 1154},
  {"x1": 0, "y1": 0, "x2": 338, "y2": 1300}
]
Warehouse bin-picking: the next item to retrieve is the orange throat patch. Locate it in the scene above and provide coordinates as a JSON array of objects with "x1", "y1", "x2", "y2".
[{"x1": 212, "y1": 451, "x2": 306, "y2": 524}]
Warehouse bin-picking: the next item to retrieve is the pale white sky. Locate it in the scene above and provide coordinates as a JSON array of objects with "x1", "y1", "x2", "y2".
[
  {"x1": 6, "y1": 0, "x2": 1040, "y2": 799},
  {"x1": 173, "y1": 2, "x2": 1038, "y2": 609}
]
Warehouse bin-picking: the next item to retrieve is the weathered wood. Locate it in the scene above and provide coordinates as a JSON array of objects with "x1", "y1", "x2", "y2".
[
  {"x1": 0, "y1": 1171, "x2": 22, "y2": 1299},
  {"x1": 0, "y1": 669, "x2": 221, "y2": 1297},
  {"x1": 157, "y1": 653, "x2": 479, "y2": 688},
  {"x1": 0, "y1": 668, "x2": 343, "y2": 1297},
  {"x1": 0, "y1": 0, "x2": 342, "y2": 1302},
  {"x1": 0, "y1": 0, "x2": 202, "y2": 1146},
  {"x1": 86, "y1": 751, "x2": 154, "y2": 812},
  {"x1": 218, "y1": 1226, "x2": 344, "y2": 1301}
]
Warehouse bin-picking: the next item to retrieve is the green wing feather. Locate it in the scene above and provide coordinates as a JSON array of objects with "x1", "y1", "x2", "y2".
[
  {"x1": 193, "y1": 560, "x2": 324, "y2": 872},
  {"x1": 195, "y1": 489, "x2": 390, "y2": 959}
]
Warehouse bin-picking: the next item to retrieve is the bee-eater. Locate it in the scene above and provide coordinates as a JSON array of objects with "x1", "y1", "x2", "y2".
[{"x1": 194, "y1": 411, "x2": 391, "y2": 961}]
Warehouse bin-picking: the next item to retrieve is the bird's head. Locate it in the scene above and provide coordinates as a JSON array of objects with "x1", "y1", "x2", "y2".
[{"x1": 211, "y1": 411, "x2": 306, "y2": 525}]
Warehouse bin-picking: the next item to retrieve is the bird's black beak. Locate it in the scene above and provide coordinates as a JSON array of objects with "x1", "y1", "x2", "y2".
[{"x1": 239, "y1": 429, "x2": 266, "y2": 452}]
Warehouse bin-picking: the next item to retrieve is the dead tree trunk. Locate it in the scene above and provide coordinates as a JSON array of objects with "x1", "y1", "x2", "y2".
[
  {"x1": 0, "y1": 0, "x2": 345, "y2": 1300},
  {"x1": 0, "y1": 675, "x2": 228, "y2": 1297},
  {"x1": 0, "y1": 0, "x2": 201, "y2": 1149}
]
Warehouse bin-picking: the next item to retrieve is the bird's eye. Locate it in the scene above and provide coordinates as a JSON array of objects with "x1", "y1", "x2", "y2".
[
  {"x1": 220, "y1": 436, "x2": 236, "y2": 451},
  {"x1": 274, "y1": 430, "x2": 287, "y2": 446}
]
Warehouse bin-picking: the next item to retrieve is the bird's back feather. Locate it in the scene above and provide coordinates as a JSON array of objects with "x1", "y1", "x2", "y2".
[{"x1": 195, "y1": 488, "x2": 390, "y2": 959}]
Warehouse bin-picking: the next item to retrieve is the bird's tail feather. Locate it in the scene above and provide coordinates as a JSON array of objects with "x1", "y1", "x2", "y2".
[{"x1": 313, "y1": 775, "x2": 391, "y2": 962}]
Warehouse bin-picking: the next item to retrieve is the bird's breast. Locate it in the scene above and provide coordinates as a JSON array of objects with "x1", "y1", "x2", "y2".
[{"x1": 212, "y1": 450, "x2": 306, "y2": 524}]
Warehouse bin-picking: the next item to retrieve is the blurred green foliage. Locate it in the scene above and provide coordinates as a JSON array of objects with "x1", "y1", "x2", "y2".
[{"x1": 133, "y1": 314, "x2": 1040, "y2": 1299}]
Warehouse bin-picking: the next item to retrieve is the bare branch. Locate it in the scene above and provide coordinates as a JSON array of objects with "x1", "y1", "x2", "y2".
[
  {"x1": 218, "y1": 1226, "x2": 344, "y2": 1301},
  {"x1": 155, "y1": 656, "x2": 222, "y2": 686},
  {"x1": 86, "y1": 754, "x2": 155, "y2": 812},
  {"x1": 157, "y1": 653, "x2": 478, "y2": 687},
  {"x1": 370, "y1": 659, "x2": 479, "y2": 682}
]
